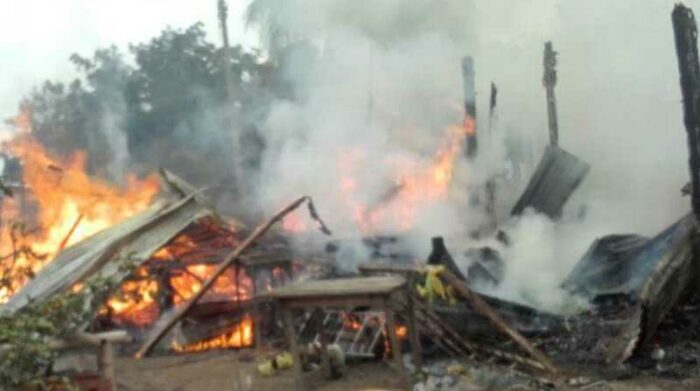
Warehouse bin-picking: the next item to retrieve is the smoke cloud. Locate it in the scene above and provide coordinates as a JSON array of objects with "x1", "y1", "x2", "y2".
[
  {"x1": 1, "y1": 0, "x2": 694, "y2": 312},
  {"x1": 245, "y1": 0, "x2": 696, "y2": 312}
]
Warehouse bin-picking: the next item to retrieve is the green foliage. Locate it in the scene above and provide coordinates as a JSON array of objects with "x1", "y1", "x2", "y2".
[
  {"x1": 0, "y1": 272, "x2": 119, "y2": 389},
  {"x1": 21, "y1": 23, "x2": 284, "y2": 185}
]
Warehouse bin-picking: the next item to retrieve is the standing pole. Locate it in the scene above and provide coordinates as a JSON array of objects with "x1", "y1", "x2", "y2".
[
  {"x1": 543, "y1": 41, "x2": 559, "y2": 146},
  {"x1": 218, "y1": 0, "x2": 234, "y2": 103},
  {"x1": 488, "y1": 82, "x2": 498, "y2": 133},
  {"x1": 462, "y1": 56, "x2": 477, "y2": 158},
  {"x1": 672, "y1": 4, "x2": 700, "y2": 221},
  {"x1": 485, "y1": 82, "x2": 498, "y2": 230}
]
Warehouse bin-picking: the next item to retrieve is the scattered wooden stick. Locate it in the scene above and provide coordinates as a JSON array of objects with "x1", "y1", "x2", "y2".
[
  {"x1": 438, "y1": 269, "x2": 559, "y2": 373},
  {"x1": 135, "y1": 196, "x2": 323, "y2": 358},
  {"x1": 57, "y1": 214, "x2": 83, "y2": 252}
]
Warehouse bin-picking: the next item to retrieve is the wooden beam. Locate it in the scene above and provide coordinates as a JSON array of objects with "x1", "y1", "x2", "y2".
[
  {"x1": 383, "y1": 299, "x2": 403, "y2": 370},
  {"x1": 672, "y1": 4, "x2": 700, "y2": 220},
  {"x1": 462, "y1": 56, "x2": 478, "y2": 158},
  {"x1": 543, "y1": 41, "x2": 559, "y2": 146},
  {"x1": 439, "y1": 269, "x2": 558, "y2": 373},
  {"x1": 135, "y1": 196, "x2": 312, "y2": 358}
]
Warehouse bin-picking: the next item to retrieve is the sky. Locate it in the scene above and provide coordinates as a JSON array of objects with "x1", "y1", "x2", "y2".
[{"x1": 0, "y1": 0, "x2": 258, "y2": 120}]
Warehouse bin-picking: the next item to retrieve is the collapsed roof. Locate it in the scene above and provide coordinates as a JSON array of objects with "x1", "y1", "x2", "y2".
[{"x1": 1, "y1": 170, "x2": 226, "y2": 315}]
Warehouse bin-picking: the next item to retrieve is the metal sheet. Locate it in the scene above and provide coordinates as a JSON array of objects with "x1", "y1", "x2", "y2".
[
  {"x1": 511, "y1": 145, "x2": 590, "y2": 219},
  {"x1": 2, "y1": 193, "x2": 214, "y2": 314}
]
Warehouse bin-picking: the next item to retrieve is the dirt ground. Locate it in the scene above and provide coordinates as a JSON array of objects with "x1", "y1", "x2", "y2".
[
  {"x1": 109, "y1": 349, "x2": 700, "y2": 391},
  {"x1": 114, "y1": 349, "x2": 408, "y2": 391}
]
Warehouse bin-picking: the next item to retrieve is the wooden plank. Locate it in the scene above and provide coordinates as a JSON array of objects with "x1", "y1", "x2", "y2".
[
  {"x1": 279, "y1": 296, "x2": 385, "y2": 311},
  {"x1": 263, "y1": 276, "x2": 406, "y2": 299},
  {"x1": 358, "y1": 263, "x2": 422, "y2": 277},
  {"x1": 511, "y1": 145, "x2": 589, "y2": 219},
  {"x1": 439, "y1": 269, "x2": 558, "y2": 373}
]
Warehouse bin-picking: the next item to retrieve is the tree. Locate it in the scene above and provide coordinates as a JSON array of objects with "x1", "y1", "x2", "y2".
[{"x1": 20, "y1": 23, "x2": 285, "y2": 190}]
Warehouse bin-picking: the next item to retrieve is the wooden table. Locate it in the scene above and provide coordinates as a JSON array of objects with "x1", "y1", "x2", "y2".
[{"x1": 261, "y1": 275, "x2": 422, "y2": 390}]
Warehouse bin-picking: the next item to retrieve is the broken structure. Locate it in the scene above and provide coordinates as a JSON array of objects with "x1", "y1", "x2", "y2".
[{"x1": 2, "y1": 170, "x2": 295, "y2": 354}]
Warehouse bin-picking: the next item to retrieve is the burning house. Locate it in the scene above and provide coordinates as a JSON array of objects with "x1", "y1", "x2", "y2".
[
  {"x1": 7, "y1": 1, "x2": 700, "y2": 390},
  {"x1": 1, "y1": 166, "x2": 299, "y2": 354}
]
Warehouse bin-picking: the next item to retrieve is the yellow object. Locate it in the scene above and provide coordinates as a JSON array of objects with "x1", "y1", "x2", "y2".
[
  {"x1": 416, "y1": 284, "x2": 428, "y2": 298},
  {"x1": 447, "y1": 363, "x2": 469, "y2": 376},
  {"x1": 275, "y1": 352, "x2": 294, "y2": 370},
  {"x1": 446, "y1": 286, "x2": 458, "y2": 306},
  {"x1": 257, "y1": 360, "x2": 277, "y2": 377},
  {"x1": 415, "y1": 266, "x2": 458, "y2": 305}
]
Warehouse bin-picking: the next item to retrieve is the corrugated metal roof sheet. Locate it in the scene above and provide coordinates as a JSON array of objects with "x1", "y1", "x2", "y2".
[
  {"x1": 2, "y1": 176, "x2": 215, "y2": 315},
  {"x1": 511, "y1": 145, "x2": 590, "y2": 219}
]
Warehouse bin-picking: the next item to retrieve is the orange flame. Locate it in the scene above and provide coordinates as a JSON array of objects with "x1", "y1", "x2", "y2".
[
  {"x1": 170, "y1": 264, "x2": 253, "y2": 305},
  {"x1": 0, "y1": 110, "x2": 159, "y2": 302},
  {"x1": 171, "y1": 315, "x2": 254, "y2": 353},
  {"x1": 104, "y1": 267, "x2": 160, "y2": 327},
  {"x1": 340, "y1": 122, "x2": 469, "y2": 234}
]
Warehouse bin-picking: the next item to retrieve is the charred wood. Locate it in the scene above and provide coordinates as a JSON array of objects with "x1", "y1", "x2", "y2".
[
  {"x1": 673, "y1": 4, "x2": 700, "y2": 221},
  {"x1": 427, "y1": 236, "x2": 466, "y2": 281}
]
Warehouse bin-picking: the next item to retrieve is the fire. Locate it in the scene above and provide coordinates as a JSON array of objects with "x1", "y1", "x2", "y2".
[
  {"x1": 102, "y1": 224, "x2": 252, "y2": 329},
  {"x1": 104, "y1": 267, "x2": 160, "y2": 327},
  {"x1": 341, "y1": 312, "x2": 363, "y2": 331},
  {"x1": 395, "y1": 325, "x2": 407, "y2": 339},
  {"x1": 463, "y1": 114, "x2": 476, "y2": 136},
  {"x1": 170, "y1": 264, "x2": 253, "y2": 305},
  {"x1": 0, "y1": 111, "x2": 159, "y2": 302},
  {"x1": 171, "y1": 315, "x2": 254, "y2": 353},
  {"x1": 339, "y1": 122, "x2": 469, "y2": 233}
]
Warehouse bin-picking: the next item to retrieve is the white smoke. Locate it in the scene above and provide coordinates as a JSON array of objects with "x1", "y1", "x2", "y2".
[
  {"x1": 98, "y1": 99, "x2": 130, "y2": 183},
  {"x1": 247, "y1": 0, "x2": 692, "y2": 311},
  {"x1": 251, "y1": 0, "x2": 480, "y2": 260}
]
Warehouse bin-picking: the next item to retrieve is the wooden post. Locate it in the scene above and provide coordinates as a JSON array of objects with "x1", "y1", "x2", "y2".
[
  {"x1": 217, "y1": 0, "x2": 234, "y2": 103},
  {"x1": 462, "y1": 56, "x2": 478, "y2": 159},
  {"x1": 383, "y1": 300, "x2": 403, "y2": 370},
  {"x1": 283, "y1": 262, "x2": 293, "y2": 286},
  {"x1": 543, "y1": 41, "x2": 559, "y2": 146},
  {"x1": 98, "y1": 341, "x2": 116, "y2": 391},
  {"x1": 406, "y1": 293, "x2": 423, "y2": 375},
  {"x1": 485, "y1": 81, "x2": 498, "y2": 230},
  {"x1": 282, "y1": 305, "x2": 304, "y2": 391},
  {"x1": 488, "y1": 81, "x2": 498, "y2": 132},
  {"x1": 251, "y1": 270, "x2": 263, "y2": 352},
  {"x1": 318, "y1": 318, "x2": 332, "y2": 379},
  {"x1": 672, "y1": 4, "x2": 700, "y2": 221}
]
